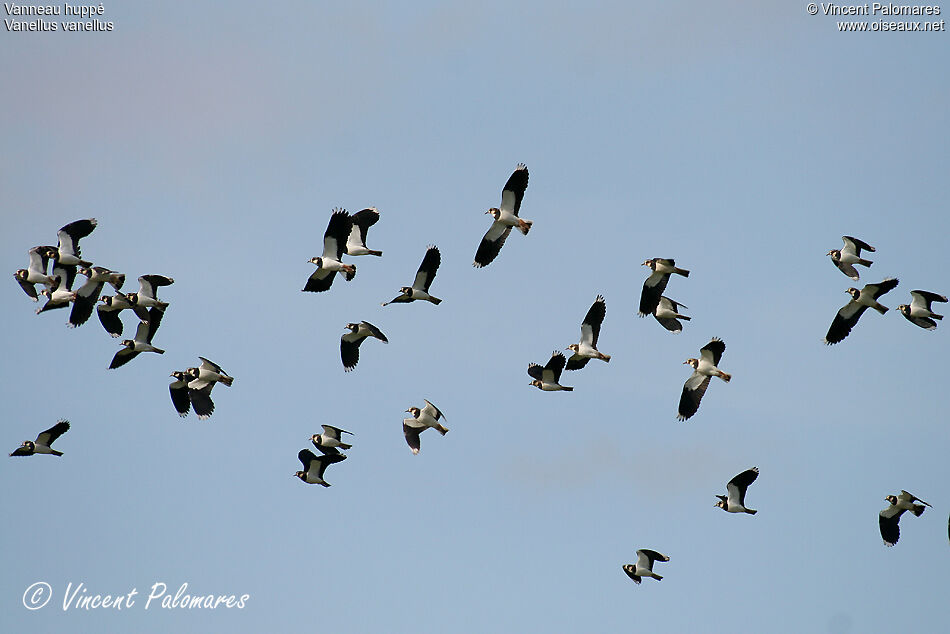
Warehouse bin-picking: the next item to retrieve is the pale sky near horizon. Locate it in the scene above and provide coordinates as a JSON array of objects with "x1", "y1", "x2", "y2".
[{"x1": 2, "y1": 2, "x2": 948, "y2": 633}]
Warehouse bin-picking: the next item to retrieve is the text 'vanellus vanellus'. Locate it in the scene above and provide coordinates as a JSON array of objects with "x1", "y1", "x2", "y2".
[
  {"x1": 10, "y1": 420, "x2": 70, "y2": 457},
  {"x1": 382, "y1": 245, "x2": 442, "y2": 306},
  {"x1": 823, "y1": 278, "x2": 899, "y2": 345},
  {"x1": 311, "y1": 425, "x2": 354, "y2": 455},
  {"x1": 473, "y1": 164, "x2": 531, "y2": 268},
  {"x1": 653, "y1": 296, "x2": 690, "y2": 333},
  {"x1": 304, "y1": 208, "x2": 356, "y2": 292},
  {"x1": 566, "y1": 295, "x2": 610, "y2": 370},
  {"x1": 294, "y1": 449, "x2": 346, "y2": 487},
  {"x1": 403, "y1": 399, "x2": 448, "y2": 455},
  {"x1": 639, "y1": 258, "x2": 689, "y2": 319},
  {"x1": 897, "y1": 290, "x2": 947, "y2": 330},
  {"x1": 715, "y1": 467, "x2": 759, "y2": 514},
  {"x1": 828, "y1": 236, "x2": 875, "y2": 281},
  {"x1": 341, "y1": 321, "x2": 388, "y2": 372},
  {"x1": 528, "y1": 351, "x2": 573, "y2": 391},
  {"x1": 879, "y1": 490, "x2": 931, "y2": 546},
  {"x1": 677, "y1": 338, "x2": 730, "y2": 421},
  {"x1": 345, "y1": 207, "x2": 383, "y2": 256},
  {"x1": 622, "y1": 549, "x2": 670, "y2": 584},
  {"x1": 109, "y1": 309, "x2": 165, "y2": 369}
]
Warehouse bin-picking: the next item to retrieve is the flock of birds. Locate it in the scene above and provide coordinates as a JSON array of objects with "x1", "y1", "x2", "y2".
[{"x1": 10, "y1": 165, "x2": 948, "y2": 584}]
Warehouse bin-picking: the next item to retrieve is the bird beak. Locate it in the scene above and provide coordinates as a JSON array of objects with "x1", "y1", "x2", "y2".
[
  {"x1": 484, "y1": 210, "x2": 492, "y2": 215},
  {"x1": 682, "y1": 360, "x2": 690, "y2": 365}
]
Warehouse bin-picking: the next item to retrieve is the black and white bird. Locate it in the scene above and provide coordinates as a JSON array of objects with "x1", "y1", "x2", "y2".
[
  {"x1": 294, "y1": 449, "x2": 346, "y2": 487},
  {"x1": 677, "y1": 338, "x2": 730, "y2": 421},
  {"x1": 403, "y1": 399, "x2": 448, "y2": 455},
  {"x1": 566, "y1": 295, "x2": 610, "y2": 370},
  {"x1": 345, "y1": 207, "x2": 382, "y2": 256},
  {"x1": 473, "y1": 164, "x2": 531, "y2": 268},
  {"x1": 715, "y1": 467, "x2": 759, "y2": 514},
  {"x1": 9, "y1": 420, "x2": 70, "y2": 457},
  {"x1": 310, "y1": 425, "x2": 354, "y2": 455},
  {"x1": 97, "y1": 291, "x2": 146, "y2": 338},
  {"x1": 35, "y1": 270, "x2": 77, "y2": 315},
  {"x1": 14, "y1": 245, "x2": 56, "y2": 301},
  {"x1": 54, "y1": 218, "x2": 97, "y2": 268},
  {"x1": 622, "y1": 549, "x2": 670, "y2": 584},
  {"x1": 823, "y1": 278, "x2": 899, "y2": 345},
  {"x1": 341, "y1": 321, "x2": 388, "y2": 372},
  {"x1": 109, "y1": 311, "x2": 165, "y2": 369},
  {"x1": 653, "y1": 296, "x2": 690, "y2": 333},
  {"x1": 170, "y1": 369, "x2": 206, "y2": 418},
  {"x1": 382, "y1": 246, "x2": 442, "y2": 306},
  {"x1": 304, "y1": 208, "x2": 357, "y2": 292},
  {"x1": 828, "y1": 236, "x2": 875, "y2": 280},
  {"x1": 68, "y1": 266, "x2": 124, "y2": 328},
  {"x1": 126, "y1": 274, "x2": 174, "y2": 312},
  {"x1": 528, "y1": 351, "x2": 573, "y2": 391},
  {"x1": 189, "y1": 356, "x2": 234, "y2": 389},
  {"x1": 639, "y1": 258, "x2": 689, "y2": 317},
  {"x1": 879, "y1": 490, "x2": 931, "y2": 547},
  {"x1": 897, "y1": 290, "x2": 947, "y2": 330}
]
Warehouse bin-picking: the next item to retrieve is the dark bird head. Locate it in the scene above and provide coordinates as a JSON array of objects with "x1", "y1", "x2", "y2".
[
  {"x1": 126, "y1": 292, "x2": 139, "y2": 306},
  {"x1": 14, "y1": 269, "x2": 28, "y2": 281},
  {"x1": 310, "y1": 434, "x2": 322, "y2": 445},
  {"x1": 684, "y1": 358, "x2": 699, "y2": 369},
  {"x1": 846, "y1": 288, "x2": 860, "y2": 300},
  {"x1": 293, "y1": 471, "x2": 305, "y2": 481},
  {"x1": 715, "y1": 495, "x2": 728, "y2": 510},
  {"x1": 566, "y1": 344, "x2": 579, "y2": 353},
  {"x1": 529, "y1": 379, "x2": 543, "y2": 390},
  {"x1": 827, "y1": 249, "x2": 840, "y2": 260},
  {"x1": 642, "y1": 258, "x2": 656, "y2": 269},
  {"x1": 486, "y1": 208, "x2": 501, "y2": 220},
  {"x1": 345, "y1": 323, "x2": 359, "y2": 333},
  {"x1": 885, "y1": 495, "x2": 898, "y2": 505},
  {"x1": 21, "y1": 441, "x2": 34, "y2": 451},
  {"x1": 897, "y1": 304, "x2": 910, "y2": 316},
  {"x1": 399, "y1": 286, "x2": 412, "y2": 294},
  {"x1": 78, "y1": 266, "x2": 92, "y2": 277},
  {"x1": 100, "y1": 295, "x2": 112, "y2": 306},
  {"x1": 120, "y1": 339, "x2": 135, "y2": 349},
  {"x1": 309, "y1": 257, "x2": 322, "y2": 267},
  {"x1": 406, "y1": 406, "x2": 421, "y2": 418}
]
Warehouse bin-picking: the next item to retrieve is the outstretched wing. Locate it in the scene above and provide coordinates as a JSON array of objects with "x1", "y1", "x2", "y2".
[
  {"x1": 413, "y1": 246, "x2": 441, "y2": 292},
  {"x1": 500, "y1": 164, "x2": 529, "y2": 216}
]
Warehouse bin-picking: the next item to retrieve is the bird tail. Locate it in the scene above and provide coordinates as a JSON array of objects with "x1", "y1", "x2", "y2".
[
  {"x1": 562, "y1": 386, "x2": 574, "y2": 392},
  {"x1": 427, "y1": 296, "x2": 442, "y2": 305},
  {"x1": 154, "y1": 347, "x2": 166, "y2": 354},
  {"x1": 436, "y1": 424, "x2": 449, "y2": 435},
  {"x1": 932, "y1": 313, "x2": 943, "y2": 320},
  {"x1": 600, "y1": 353, "x2": 611, "y2": 362},
  {"x1": 518, "y1": 219, "x2": 533, "y2": 235},
  {"x1": 678, "y1": 315, "x2": 692, "y2": 321},
  {"x1": 718, "y1": 371, "x2": 732, "y2": 383},
  {"x1": 912, "y1": 504, "x2": 926, "y2": 517},
  {"x1": 745, "y1": 508, "x2": 757, "y2": 515},
  {"x1": 674, "y1": 268, "x2": 689, "y2": 277},
  {"x1": 219, "y1": 375, "x2": 234, "y2": 387},
  {"x1": 339, "y1": 442, "x2": 353, "y2": 450},
  {"x1": 651, "y1": 573, "x2": 663, "y2": 581},
  {"x1": 874, "y1": 303, "x2": 888, "y2": 315},
  {"x1": 113, "y1": 274, "x2": 126, "y2": 289},
  {"x1": 368, "y1": 250, "x2": 383, "y2": 257},
  {"x1": 344, "y1": 266, "x2": 357, "y2": 281},
  {"x1": 51, "y1": 449, "x2": 63, "y2": 457},
  {"x1": 858, "y1": 258, "x2": 872, "y2": 267}
]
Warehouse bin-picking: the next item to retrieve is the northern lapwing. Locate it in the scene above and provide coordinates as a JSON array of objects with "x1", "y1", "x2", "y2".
[
  {"x1": 653, "y1": 296, "x2": 690, "y2": 333},
  {"x1": 54, "y1": 218, "x2": 96, "y2": 268},
  {"x1": 622, "y1": 549, "x2": 670, "y2": 584},
  {"x1": 528, "y1": 351, "x2": 573, "y2": 391},
  {"x1": 36, "y1": 268, "x2": 77, "y2": 315},
  {"x1": 566, "y1": 295, "x2": 610, "y2": 370},
  {"x1": 382, "y1": 246, "x2": 442, "y2": 306},
  {"x1": 715, "y1": 467, "x2": 759, "y2": 514},
  {"x1": 828, "y1": 236, "x2": 875, "y2": 280},
  {"x1": 403, "y1": 399, "x2": 448, "y2": 455},
  {"x1": 473, "y1": 164, "x2": 531, "y2": 268},
  {"x1": 189, "y1": 356, "x2": 234, "y2": 390},
  {"x1": 97, "y1": 291, "x2": 146, "y2": 338},
  {"x1": 294, "y1": 449, "x2": 346, "y2": 486},
  {"x1": 304, "y1": 208, "x2": 356, "y2": 292},
  {"x1": 897, "y1": 290, "x2": 947, "y2": 330},
  {"x1": 345, "y1": 207, "x2": 382, "y2": 256},
  {"x1": 169, "y1": 367, "x2": 217, "y2": 419},
  {"x1": 879, "y1": 490, "x2": 931, "y2": 546},
  {"x1": 10, "y1": 420, "x2": 70, "y2": 457},
  {"x1": 109, "y1": 311, "x2": 164, "y2": 369},
  {"x1": 13, "y1": 246, "x2": 56, "y2": 301},
  {"x1": 126, "y1": 274, "x2": 174, "y2": 312},
  {"x1": 824, "y1": 278, "x2": 899, "y2": 345},
  {"x1": 68, "y1": 265, "x2": 124, "y2": 328},
  {"x1": 311, "y1": 425, "x2": 354, "y2": 455},
  {"x1": 341, "y1": 321, "x2": 388, "y2": 372},
  {"x1": 678, "y1": 338, "x2": 730, "y2": 421},
  {"x1": 639, "y1": 258, "x2": 689, "y2": 317}
]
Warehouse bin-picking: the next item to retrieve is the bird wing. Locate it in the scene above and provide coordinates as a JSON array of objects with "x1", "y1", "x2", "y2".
[
  {"x1": 637, "y1": 549, "x2": 668, "y2": 567},
  {"x1": 403, "y1": 421, "x2": 422, "y2": 454},
  {"x1": 28, "y1": 246, "x2": 50, "y2": 274},
  {"x1": 527, "y1": 363, "x2": 544, "y2": 381},
  {"x1": 422, "y1": 399, "x2": 444, "y2": 421},
  {"x1": 304, "y1": 268, "x2": 336, "y2": 292},
  {"x1": 700, "y1": 338, "x2": 725, "y2": 367},
  {"x1": 413, "y1": 246, "x2": 441, "y2": 292},
  {"x1": 36, "y1": 420, "x2": 70, "y2": 446},
  {"x1": 198, "y1": 356, "x2": 226, "y2": 374},
  {"x1": 340, "y1": 336, "x2": 362, "y2": 371},
  {"x1": 638, "y1": 272, "x2": 668, "y2": 316},
  {"x1": 132, "y1": 317, "x2": 150, "y2": 344},
  {"x1": 824, "y1": 301, "x2": 867, "y2": 345},
  {"x1": 57, "y1": 218, "x2": 97, "y2": 258},
  {"x1": 622, "y1": 564, "x2": 641, "y2": 584},
  {"x1": 500, "y1": 164, "x2": 529, "y2": 216},
  {"x1": 68, "y1": 280, "x2": 104, "y2": 327},
  {"x1": 565, "y1": 355, "x2": 590, "y2": 371},
  {"x1": 323, "y1": 209, "x2": 352, "y2": 260},
  {"x1": 911, "y1": 290, "x2": 947, "y2": 309},
  {"x1": 138, "y1": 274, "x2": 174, "y2": 299},
  {"x1": 16, "y1": 277, "x2": 38, "y2": 301},
  {"x1": 833, "y1": 260, "x2": 861, "y2": 280},
  {"x1": 97, "y1": 303, "x2": 124, "y2": 338},
  {"x1": 842, "y1": 235, "x2": 874, "y2": 255},
  {"x1": 678, "y1": 373, "x2": 711, "y2": 421},
  {"x1": 169, "y1": 382, "x2": 191, "y2": 417},
  {"x1": 188, "y1": 384, "x2": 215, "y2": 419},
  {"x1": 727, "y1": 468, "x2": 759, "y2": 506},
  {"x1": 654, "y1": 314, "x2": 683, "y2": 333},
  {"x1": 360, "y1": 321, "x2": 389, "y2": 343},
  {"x1": 879, "y1": 506, "x2": 903, "y2": 546},
  {"x1": 298, "y1": 449, "x2": 318, "y2": 471},
  {"x1": 580, "y1": 295, "x2": 606, "y2": 347},
  {"x1": 866, "y1": 278, "x2": 899, "y2": 300},
  {"x1": 109, "y1": 347, "x2": 139, "y2": 369},
  {"x1": 543, "y1": 352, "x2": 566, "y2": 383},
  {"x1": 473, "y1": 222, "x2": 511, "y2": 268},
  {"x1": 347, "y1": 207, "x2": 379, "y2": 249},
  {"x1": 899, "y1": 490, "x2": 931, "y2": 508},
  {"x1": 51, "y1": 261, "x2": 76, "y2": 290}
]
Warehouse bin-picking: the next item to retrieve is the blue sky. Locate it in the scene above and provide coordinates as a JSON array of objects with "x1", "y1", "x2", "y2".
[{"x1": 2, "y1": 2, "x2": 948, "y2": 632}]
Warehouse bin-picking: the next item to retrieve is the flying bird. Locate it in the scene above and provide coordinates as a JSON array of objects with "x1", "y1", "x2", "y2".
[
  {"x1": 715, "y1": 467, "x2": 759, "y2": 514},
  {"x1": 168, "y1": 368, "x2": 216, "y2": 419},
  {"x1": 678, "y1": 337, "x2": 730, "y2": 421},
  {"x1": 879, "y1": 490, "x2": 931, "y2": 546},
  {"x1": 35, "y1": 271, "x2": 77, "y2": 315},
  {"x1": 473, "y1": 164, "x2": 531, "y2": 268},
  {"x1": 294, "y1": 449, "x2": 346, "y2": 486},
  {"x1": 345, "y1": 207, "x2": 382, "y2": 256},
  {"x1": 341, "y1": 321, "x2": 388, "y2": 372},
  {"x1": 566, "y1": 295, "x2": 610, "y2": 370},
  {"x1": 823, "y1": 278, "x2": 899, "y2": 345},
  {"x1": 528, "y1": 351, "x2": 573, "y2": 391},
  {"x1": 126, "y1": 274, "x2": 174, "y2": 312},
  {"x1": 54, "y1": 218, "x2": 97, "y2": 267},
  {"x1": 109, "y1": 311, "x2": 165, "y2": 369},
  {"x1": 897, "y1": 290, "x2": 947, "y2": 330},
  {"x1": 310, "y1": 425, "x2": 354, "y2": 455},
  {"x1": 189, "y1": 356, "x2": 234, "y2": 389},
  {"x1": 828, "y1": 236, "x2": 875, "y2": 280},
  {"x1": 10, "y1": 420, "x2": 70, "y2": 457},
  {"x1": 403, "y1": 399, "x2": 448, "y2": 455},
  {"x1": 382, "y1": 246, "x2": 442, "y2": 306},
  {"x1": 622, "y1": 549, "x2": 670, "y2": 584},
  {"x1": 97, "y1": 291, "x2": 147, "y2": 338},
  {"x1": 639, "y1": 258, "x2": 689, "y2": 317},
  {"x1": 13, "y1": 245, "x2": 56, "y2": 301},
  {"x1": 68, "y1": 265, "x2": 124, "y2": 328},
  {"x1": 304, "y1": 208, "x2": 356, "y2": 292},
  {"x1": 653, "y1": 296, "x2": 690, "y2": 333}
]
